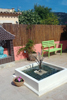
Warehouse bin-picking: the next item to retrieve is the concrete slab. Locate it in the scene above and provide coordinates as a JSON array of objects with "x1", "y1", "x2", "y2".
[{"x1": 0, "y1": 53, "x2": 67, "y2": 100}]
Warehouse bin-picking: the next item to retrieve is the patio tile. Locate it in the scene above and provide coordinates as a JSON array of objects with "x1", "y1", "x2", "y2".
[
  {"x1": 0, "y1": 85, "x2": 27, "y2": 100},
  {"x1": 0, "y1": 53, "x2": 67, "y2": 100}
]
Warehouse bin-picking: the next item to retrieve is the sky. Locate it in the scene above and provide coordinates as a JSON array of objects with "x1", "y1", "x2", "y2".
[{"x1": 0, "y1": 0, "x2": 67, "y2": 13}]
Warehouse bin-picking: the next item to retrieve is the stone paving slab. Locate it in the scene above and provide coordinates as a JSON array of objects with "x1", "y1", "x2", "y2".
[{"x1": 0, "y1": 53, "x2": 67, "y2": 100}]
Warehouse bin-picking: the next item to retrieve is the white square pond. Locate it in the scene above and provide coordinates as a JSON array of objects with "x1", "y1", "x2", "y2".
[{"x1": 14, "y1": 62, "x2": 67, "y2": 96}]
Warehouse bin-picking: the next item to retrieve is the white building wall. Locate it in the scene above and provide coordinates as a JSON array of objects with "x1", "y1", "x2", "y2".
[
  {"x1": 0, "y1": 8, "x2": 14, "y2": 12},
  {"x1": 0, "y1": 16, "x2": 19, "y2": 24}
]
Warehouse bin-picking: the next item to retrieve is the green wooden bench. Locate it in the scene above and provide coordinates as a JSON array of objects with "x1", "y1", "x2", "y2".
[{"x1": 42, "y1": 40, "x2": 63, "y2": 57}]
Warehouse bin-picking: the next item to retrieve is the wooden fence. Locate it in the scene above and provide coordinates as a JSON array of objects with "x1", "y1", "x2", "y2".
[{"x1": 1, "y1": 23, "x2": 67, "y2": 46}]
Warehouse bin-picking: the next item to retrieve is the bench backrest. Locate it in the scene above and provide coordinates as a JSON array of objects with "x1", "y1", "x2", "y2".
[{"x1": 42, "y1": 40, "x2": 55, "y2": 48}]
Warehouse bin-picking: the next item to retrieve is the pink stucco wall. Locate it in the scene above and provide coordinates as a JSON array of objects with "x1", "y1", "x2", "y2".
[
  {"x1": 4, "y1": 48, "x2": 8, "y2": 55},
  {"x1": 4, "y1": 40, "x2": 67, "y2": 61}
]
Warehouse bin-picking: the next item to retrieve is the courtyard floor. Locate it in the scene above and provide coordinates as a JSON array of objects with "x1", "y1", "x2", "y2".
[{"x1": 0, "y1": 52, "x2": 67, "y2": 100}]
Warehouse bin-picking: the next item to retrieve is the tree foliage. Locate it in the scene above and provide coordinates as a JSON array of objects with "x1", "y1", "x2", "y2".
[
  {"x1": 34, "y1": 4, "x2": 59, "y2": 25},
  {"x1": 19, "y1": 10, "x2": 41, "y2": 24},
  {"x1": 40, "y1": 13, "x2": 59, "y2": 25},
  {"x1": 34, "y1": 4, "x2": 52, "y2": 19},
  {"x1": 19, "y1": 4, "x2": 59, "y2": 25}
]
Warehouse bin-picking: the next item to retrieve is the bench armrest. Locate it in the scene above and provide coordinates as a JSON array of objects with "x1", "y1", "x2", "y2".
[
  {"x1": 55, "y1": 43, "x2": 63, "y2": 45},
  {"x1": 55, "y1": 43, "x2": 63, "y2": 48}
]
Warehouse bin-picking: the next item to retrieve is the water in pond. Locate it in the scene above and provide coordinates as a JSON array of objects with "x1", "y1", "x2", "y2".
[{"x1": 22, "y1": 64, "x2": 61, "y2": 81}]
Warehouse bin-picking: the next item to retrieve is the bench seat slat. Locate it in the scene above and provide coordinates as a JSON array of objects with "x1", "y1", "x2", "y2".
[{"x1": 44, "y1": 48, "x2": 62, "y2": 52}]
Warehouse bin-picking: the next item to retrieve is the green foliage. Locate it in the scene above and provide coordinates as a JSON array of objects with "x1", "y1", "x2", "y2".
[
  {"x1": 19, "y1": 10, "x2": 41, "y2": 24},
  {"x1": 34, "y1": 4, "x2": 52, "y2": 19},
  {"x1": 19, "y1": 4, "x2": 59, "y2": 25},
  {"x1": 40, "y1": 13, "x2": 59, "y2": 25},
  {"x1": 34, "y1": 4, "x2": 59, "y2": 25},
  {"x1": 18, "y1": 39, "x2": 36, "y2": 54}
]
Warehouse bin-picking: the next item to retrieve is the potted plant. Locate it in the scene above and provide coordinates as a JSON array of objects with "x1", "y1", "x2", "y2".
[
  {"x1": 18, "y1": 39, "x2": 37, "y2": 61},
  {"x1": 13, "y1": 76, "x2": 24, "y2": 87}
]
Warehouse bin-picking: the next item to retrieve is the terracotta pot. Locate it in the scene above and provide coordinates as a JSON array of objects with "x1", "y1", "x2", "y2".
[
  {"x1": 13, "y1": 78, "x2": 24, "y2": 87},
  {"x1": 27, "y1": 53, "x2": 37, "y2": 61}
]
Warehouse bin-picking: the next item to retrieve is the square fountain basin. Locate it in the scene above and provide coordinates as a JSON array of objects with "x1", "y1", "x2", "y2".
[{"x1": 15, "y1": 62, "x2": 67, "y2": 96}]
